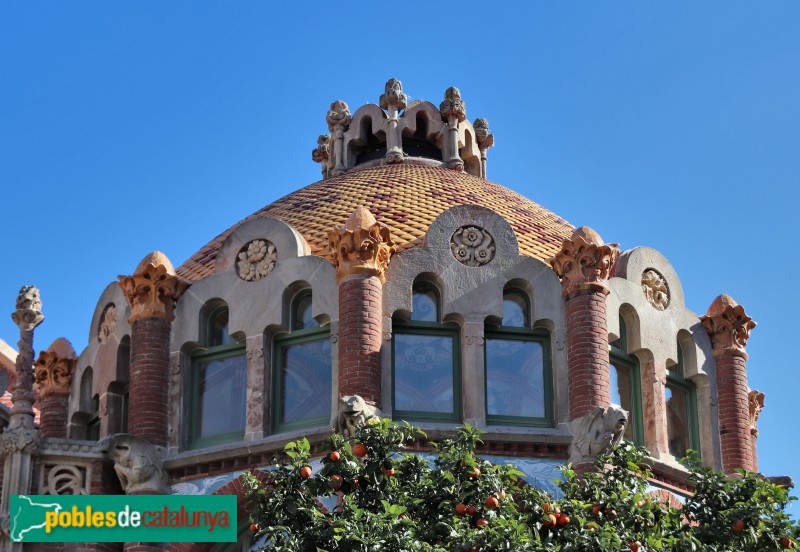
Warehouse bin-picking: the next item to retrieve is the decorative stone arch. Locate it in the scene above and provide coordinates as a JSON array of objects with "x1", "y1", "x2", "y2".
[
  {"x1": 607, "y1": 246, "x2": 720, "y2": 469},
  {"x1": 457, "y1": 120, "x2": 481, "y2": 176},
  {"x1": 343, "y1": 104, "x2": 389, "y2": 168},
  {"x1": 383, "y1": 205, "x2": 567, "y2": 431},
  {"x1": 67, "y1": 365, "x2": 96, "y2": 440},
  {"x1": 399, "y1": 100, "x2": 447, "y2": 150},
  {"x1": 169, "y1": 217, "x2": 337, "y2": 452}
]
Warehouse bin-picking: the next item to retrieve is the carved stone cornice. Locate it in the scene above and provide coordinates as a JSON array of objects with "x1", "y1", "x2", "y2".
[
  {"x1": 328, "y1": 207, "x2": 396, "y2": 283},
  {"x1": 748, "y1": 390, "x2": 765, "y2": 437},
  {"x1": 548, "y1": 227, "x2": 620, "y2": 297},
  {"x1": 34, "y1": 338, "x2": 77, "y2": 398},
  {"x1": 701, "y1": 294, "x2": 756, "y2": 358},
  {"x1": 118, "y1": 251, "x2": 190, "y2": 323}
]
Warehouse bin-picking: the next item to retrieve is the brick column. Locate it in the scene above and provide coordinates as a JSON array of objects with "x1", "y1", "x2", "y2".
[
  {"x1": 328, "y1": 207, "x2": 396, "y2": 406},
  {"x1": 118, "y1": 252, "x2": 188, "y2": 447},
  {"x1": 701, "y1": 294, "x2": 757, "y2": 474},
  {"x1": 33, "y1": 338, "x2": 76, "y2": 438},
  {"x1": 550, "y1": 227, "x2": 620, "y2": 421}
]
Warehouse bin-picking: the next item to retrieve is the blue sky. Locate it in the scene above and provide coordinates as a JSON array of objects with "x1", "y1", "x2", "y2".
[{"x1": 1, "y1": 2, "x2": 798, "y2": 517}]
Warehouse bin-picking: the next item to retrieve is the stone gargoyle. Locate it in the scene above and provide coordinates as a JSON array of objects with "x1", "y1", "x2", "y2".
[
  {"x1": 100, "y1": 434, "x2": 168, "y2": 494},
  {"x1": 568, "y1": 405, "x2": 628, "y2": 465},
  {"x1": 334, "y1": 394, "x2": 382, "y2": 438}
]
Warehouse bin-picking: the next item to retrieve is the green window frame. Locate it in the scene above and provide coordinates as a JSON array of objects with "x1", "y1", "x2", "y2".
[
  {"x1": 665, "y1": 344, "x2": 700, "y2": 460},
  {"x1": 484, "y1": 290, "x2": 553, "y2": 427},
  {"x1": 609, "y1": 316, "x2": 645, "y2": 445},
  {"x1": 392, "y1": 282, "x2": 462, "y2": 423},
  {"x1": 272, "y1": 290, "x2": 331, "y2": 433},
  {"x1": 188, "y1": 306, "x2": 247, "y2": 449}
]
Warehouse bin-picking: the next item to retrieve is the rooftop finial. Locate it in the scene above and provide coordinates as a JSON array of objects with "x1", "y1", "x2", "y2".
[
  {"x1": 473, "y1": 118, "x2": 494, "y2": 179},
  {"x1": 440, "y1": 87, "x2": 467, "y2": 171},
  {"x1": 379, "y1": 78, "x2": 407, "y2": 111},
  {"x1": 312, "y1": 134, "x2": 332, "y2": 179},
  {"x1": 326, "y1": 101, "x2": 351, "y2": 176}
]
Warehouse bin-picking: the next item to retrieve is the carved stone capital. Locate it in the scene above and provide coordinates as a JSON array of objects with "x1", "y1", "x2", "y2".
[
  {"x1": 440, "y1": 86, "x2": 466, "y2": 122},
  {"x1": 118, "y1": 251, "x2": 190, "y2": 323},
  {"x1": 473, "y1": 118, "x2": 495, "y2": 150},
  {"x1": 328, "y1": 207, "x2": 396, "y2": 283},
  {"x1": 326, "y1": 100, "x2": 351, "y2": 132},
  {"x1": 701, "y1": 294, "x2": 756, "y2": 358},
  {"x1": 549, "y1": 227, "x2": 620, "y2": 296},
  {"x1": 748, "y1": 390, "x2": 765, "y2": 437},
  {"x1": 0, "y1": 427, "x2": 40, "y2": 457},
  {"x1": 11, "y1": 285, "x2": 44, "y2": 332},
  {"x1": 34, "y1": 338, "x2": 76, "y2": 398},
  {"x1": 379, "y1": 78, "x2": 407, "y2": 111}
]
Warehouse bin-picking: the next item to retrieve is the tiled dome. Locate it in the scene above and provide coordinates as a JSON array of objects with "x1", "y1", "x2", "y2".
[{"x1": 176, "y1": 164, "x2": 575, "y2": 281}]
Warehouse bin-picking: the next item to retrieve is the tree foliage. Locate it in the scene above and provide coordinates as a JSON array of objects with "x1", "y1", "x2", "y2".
[{"x1": 244, "y1": 419, "x2": 798, "y2": 551}]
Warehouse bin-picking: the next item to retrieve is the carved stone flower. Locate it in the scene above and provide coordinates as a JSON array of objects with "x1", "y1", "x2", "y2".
[
  {"x1": 641, "y1": 269, "x2": 669, "y2": 310},
  {"x1": 450, "y1": 226, "x2": 495, "y2": 267},
  {"x1": 237, "y1": 239, "x2": 277, "y2": 281}
]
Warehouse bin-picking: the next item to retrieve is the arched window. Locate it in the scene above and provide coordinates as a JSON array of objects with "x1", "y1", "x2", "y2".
[
  {"x1": 81, "y1": 368, "x2": 100, "y2": 441},
  {"x1": 189, "y1": 305, "x2": 246, "y2": 448},
  {"x1": 392, "y1": 282, "x2": 461, "y2": 422},
  {"x1": 107, "y1": 337, "x2": 130, "y2": 435},
  {"x1": 609, "y1": 316, "x2": 644, "y2": 445},
  {"x1": 665, "y1": 344, "x2": 700, "y2": 460},
  {"x1": 272, "y1": 290, "x2": 331, "y2": 433},
  {"x1": 484, "y1": 290, "x2": 552, "y2": 426}
]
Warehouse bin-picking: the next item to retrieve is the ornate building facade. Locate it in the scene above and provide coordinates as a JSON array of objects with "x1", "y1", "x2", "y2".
[{"x1": 0, "y1": 80, "x2": 765, "y2": 550}]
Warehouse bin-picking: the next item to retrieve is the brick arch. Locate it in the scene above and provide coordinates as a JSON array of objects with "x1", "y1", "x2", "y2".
[{"x1": 165, "y1": 470, "x2": 271, "y2": 552}]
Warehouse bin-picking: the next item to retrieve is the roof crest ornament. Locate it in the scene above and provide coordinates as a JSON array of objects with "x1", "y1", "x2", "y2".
[
  {"x1": 380, "y1": 78, "x2": 407, "y2": 164},
  {"x1": 440, "y1": 86, "x2": 467, "y2": 172}
]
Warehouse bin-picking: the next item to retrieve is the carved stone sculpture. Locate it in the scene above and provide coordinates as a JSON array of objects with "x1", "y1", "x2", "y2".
[
  {"x1": 102, "y1": 434, "x2": 168, "y2": 494},
  {"x1": 328, "y1": 207, "x2": 396, "y2": 283},
  {"x1": 326, "y1": 100, "x2": 351, "y2": 176},
  {"x1": 236, "y1": 239, "x2": 277, "y2": 281},
  {"x1": 33, "y1": 338, "x2": 76, "y2": 398},
  {"x1": 440, "y1": 87, "x2": 466, "y2": 171},
  {"x1": 380, "y1": 78, "x2": 407, "y2": 165},
  {"x1": 118, "y1": 251, "x2": 190, "y2": 323},
  {"x1": 312, "y1": 134, "x2": 332, "y2": 179},
  {"x1": 549, "y1": 227, "x2": 620, "y2": 297},
  {"x1": 98, "y1": 304, "x2": 117, "y2": 344},
  {"x1": 473, "y1": 118, "x2": 494, "y2": 179},
  {"x1": 335, "y1": 394, "x2": 383, "y2": 439},
  {"x1": 450, "y1": 226, "x2": 496, "y2": 267},
  {"x1": 568, "y1": 405, "x2": 628, "y2": 465},
  {"x1": 700, "y1": 294, "x2": 756, "y2": 357},
  {"x1": 43, "y1": 464, "x2": 88, "y2": 495},
  {"x1": 379, "y1": 78, "x2": 407, "y2": 112},
  {"x1": 0, "y1": 428, "x2": 39, "y2": 457},
  {"x1": 9, "y1": 285, "x2": 44, "y2": 431},
  {"x1": 641, "y1": 269, "x2": 670, "y2": 310},
  {"x1": 748, "y1": 389, "x2": 765, "y2": 437}
]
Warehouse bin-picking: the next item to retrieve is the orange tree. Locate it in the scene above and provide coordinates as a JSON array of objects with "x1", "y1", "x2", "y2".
[{"x1": 244, "y1": 419, "x2": 798, "y2": 551}]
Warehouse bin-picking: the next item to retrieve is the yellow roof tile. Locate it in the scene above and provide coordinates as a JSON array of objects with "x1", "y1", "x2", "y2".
[{"x1": 176, "y1": 165, "x2": 574, "y2": 282}]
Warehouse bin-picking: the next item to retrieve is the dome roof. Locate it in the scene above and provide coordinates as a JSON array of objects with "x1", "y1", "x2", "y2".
[{"x1": 176, "y1": 164, "x2": 575, "y2": 281}]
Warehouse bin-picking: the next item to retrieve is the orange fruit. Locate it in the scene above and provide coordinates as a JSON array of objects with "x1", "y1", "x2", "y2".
[
  {"x1": 353, "y1": 443, "x2": 367, "y2": 457},
  {"x1": 329, "y1": 451, "x2": 341, "y2": 462},
  {"x1": 731, "y1": 519, "x2": 746, "y2": 533},
  {"x1": 455, "y1": 503, "x2": 468, "y2": 516},
  {"x1": 300, "y1": 466, "x2": 312, "y2": 478},
  {"x1": 475, "y1": 518, "x2": 489, "y2": 528},
  {"x1": 485, "y1": 496, "x2": 499, "y2": 510}
]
